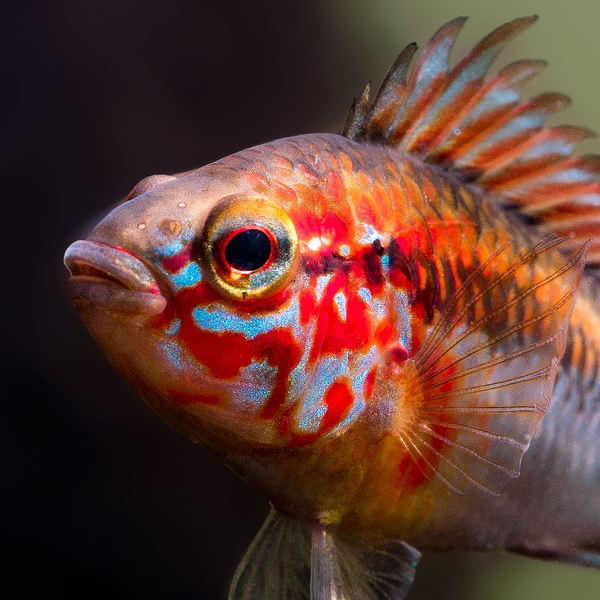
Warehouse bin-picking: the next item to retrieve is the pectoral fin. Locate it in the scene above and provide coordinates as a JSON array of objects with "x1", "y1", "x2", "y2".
[
  {"x1": 229, "y1": 507, "x2": 421, "y2": 600},
  {"x1": 402, "y1": 236, "x2": 588, "y2": 495}
]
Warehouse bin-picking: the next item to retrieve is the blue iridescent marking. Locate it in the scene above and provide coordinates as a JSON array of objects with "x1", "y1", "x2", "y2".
[
  {"x1": 229, "y1": 359, "x2": 277, "y2": 413},
  {"x1": 315, "y1": 274, "x2": 333, "y2": 300},
  {"x1": 337, "y1": 346, "x2": 379, "y2": 431},
  {"x1": 359, "y1": 223, "x2": 382, "y2": 244},
  {"x1": 166, "y1": 319, "x2": 181, "y2": 335},
  {"x1": 395, "y1": 290, "x2": 412, "y2": 350},
  {"x1": 192, "y1": 297, "x2": 301, "y2": 339},
  {"x1": 381, "y1": 253, "x2": 390, "y2": 272},
  {"x1": 171, "y1": 262, "x2": 202, "y2": 290},
  {"x1": 296, "y1": 353, "x2": 350, "y2": 433},
  {"x1": 161, "y1": 340, "x2": 185, "y2": 370},
  {"x1": 334, "y1": 291, "x2": 347, "y2": 321},
  {"x1": 159, "y1": 239, "x2": 185, "y2": 259},
  {"x1": 358, "y1": 287, "x2": 372, "y2": 305},
  {"x1": 372, "y1": 298, "x2": 385, "y2": 319},
  {"x1": 340, "y1": 244, "x2": 350, "y2": 257},
  {"x1": 288, "y1": 330, "x2": 314, "y2": 402}
]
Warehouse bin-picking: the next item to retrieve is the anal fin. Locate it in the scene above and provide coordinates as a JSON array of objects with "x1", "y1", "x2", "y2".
[
  {"x1": 312, "y1": 529, "x2": 421, "y2": 600},
  {"x1": 229, "y1": 508, "x2": 311, "y2": 600},
  {"x1": 229, "y1": 507, "x2": 421, "y2": 600}
]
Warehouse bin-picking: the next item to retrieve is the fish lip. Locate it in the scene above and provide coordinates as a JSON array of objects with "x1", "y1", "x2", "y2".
[{"x1": 64, "y1": 240, "x2": 167, "y2": 315}]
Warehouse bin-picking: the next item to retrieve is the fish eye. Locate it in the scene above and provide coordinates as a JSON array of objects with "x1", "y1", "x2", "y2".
[
  {"x1": 201, "y1": 196, "x2": 298, "y2": 301},
  {"x1": 223, "y1": 228, "x2": 273, "y2": 272}
]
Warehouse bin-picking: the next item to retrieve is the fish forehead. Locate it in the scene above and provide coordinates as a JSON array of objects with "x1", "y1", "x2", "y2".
[{"x1": 87, "y1": 133, "x2": 368, "y2": 257}]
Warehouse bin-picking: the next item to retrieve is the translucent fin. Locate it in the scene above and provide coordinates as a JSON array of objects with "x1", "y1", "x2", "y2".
[
  {"x1": 403, "y1": 237, "x2": 588, "y2": 494},
  {"x1": 229, "y1": 508, "x2": 421, "y2": 600},
  {"x1": 342, "y1": 17, "x2": 600, "y2": 265},
  {"x1": 229, "y1": 508, "x2": 311, "y2": 600},
  {"x1": 311, "y1": 529, "x2": 421, "y2": 600}
]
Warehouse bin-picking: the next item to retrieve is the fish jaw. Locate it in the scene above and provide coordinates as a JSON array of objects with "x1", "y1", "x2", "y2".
[{"x1": 64, "y1": 240, "x2": 167, "y2": 316}]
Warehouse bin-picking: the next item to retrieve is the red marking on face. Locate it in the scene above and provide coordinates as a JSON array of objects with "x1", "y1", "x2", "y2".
[
  {"x1": 177, "y1": 282, "x2": 222, "y2": 313},
  {"x1": 308, "y1": 274, "x2": 372, "y2": 363},
  {"x1": 299, "y1": 288, "x2": 317, "y2": 325},
  {"x1": 176, "y1": 309, "x2": 302, "y2": 420},
  {"x1": 169, "y1": 391, "x2": 222, "y2": 406},
  {"x1": 258, "y1": 329, "x2": 304, "y2": 419},
  {"x1": 163, "y1": 245, "x2": 193, "y2": 273},
  {"x1": 363, "y1": 367, "x2": 378, "y2": 400}
]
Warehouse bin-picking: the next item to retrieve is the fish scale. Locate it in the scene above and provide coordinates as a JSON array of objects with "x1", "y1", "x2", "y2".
[{"x1": 64, "y1": 15, "x2": 600, "y2": 599}]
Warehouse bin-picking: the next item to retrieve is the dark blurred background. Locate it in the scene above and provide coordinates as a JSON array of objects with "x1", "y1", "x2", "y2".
[{"x1": 3, "y1": 0, "x2": 600, "y2": 598}]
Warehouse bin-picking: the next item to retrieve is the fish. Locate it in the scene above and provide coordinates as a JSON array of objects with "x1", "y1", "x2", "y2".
[{"x1": 64, "y1": 15, "x2": 600, "y2": 599}]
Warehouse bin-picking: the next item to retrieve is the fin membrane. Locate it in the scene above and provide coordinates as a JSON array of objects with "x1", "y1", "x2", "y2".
[
  {"x1": 230, "y1": 508, "x2": 421, "y2": 600},
  {"x1": 229, "y1": 508, "x2": 311, "y2": 600},
  {"x1": 343, "y1": 16, "x2": 600, "y2": 265},
  {"x1": 311, "y1": 528, "x2": 420, "y2": 600},
  {"x1": 401, "y1": 236, "x2": 588, "y2": 494}
]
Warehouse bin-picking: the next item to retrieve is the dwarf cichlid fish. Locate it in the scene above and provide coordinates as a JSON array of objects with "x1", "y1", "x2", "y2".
[{"x1": 65, "y1": 16, "x2": 600, "y2": 599}]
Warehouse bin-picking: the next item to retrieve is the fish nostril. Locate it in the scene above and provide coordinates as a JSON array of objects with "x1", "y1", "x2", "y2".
[{"x1": 159, "y1": 219, "x2": 182, "y2": 236}]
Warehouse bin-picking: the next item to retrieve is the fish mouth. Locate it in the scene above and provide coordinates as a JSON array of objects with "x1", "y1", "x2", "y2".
[{"x1": 64, "y1": 240, "x2": 167, "y2": 315}]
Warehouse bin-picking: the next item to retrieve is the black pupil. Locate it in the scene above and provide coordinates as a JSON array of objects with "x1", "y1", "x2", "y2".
[{"x1": 224, "y1": 229, "x2": 272, "y2": 271}]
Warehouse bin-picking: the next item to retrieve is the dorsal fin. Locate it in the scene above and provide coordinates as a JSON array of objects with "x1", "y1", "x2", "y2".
[{"x1": 342, "y1": 16, "x2": 600, "y2": 265}]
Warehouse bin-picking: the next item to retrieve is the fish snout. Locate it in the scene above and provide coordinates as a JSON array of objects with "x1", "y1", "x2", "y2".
[{"x1": 64, "y1": 240, "x2": 167, "y2": 315}]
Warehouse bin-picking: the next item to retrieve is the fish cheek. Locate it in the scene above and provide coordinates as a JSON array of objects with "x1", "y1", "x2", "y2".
[{"x1": 75, "y1": 305, "x2": 173, "y2": 396}]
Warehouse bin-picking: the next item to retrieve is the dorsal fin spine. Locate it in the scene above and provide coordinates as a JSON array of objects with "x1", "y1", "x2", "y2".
[{"x1": 343, "y1": 16, "x2": 600, "y2": 264}]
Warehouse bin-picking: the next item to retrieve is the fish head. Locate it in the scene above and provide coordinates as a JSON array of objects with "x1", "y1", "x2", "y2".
[{"x1": 64, "y1": 158, "x2": 325, "y2": 449}]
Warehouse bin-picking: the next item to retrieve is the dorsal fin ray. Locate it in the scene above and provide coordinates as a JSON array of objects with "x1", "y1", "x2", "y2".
[{"x1": 342, "y1": 16, "x2": 600, "y2": 265}]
